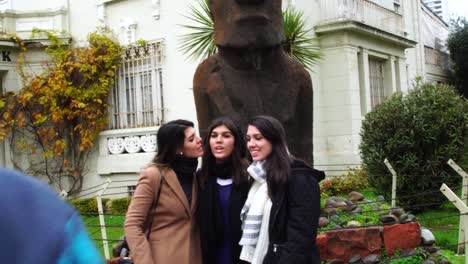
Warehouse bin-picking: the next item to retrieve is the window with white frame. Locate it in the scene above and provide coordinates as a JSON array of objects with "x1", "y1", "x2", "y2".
[
  {"x1": 109, "y1": 42, "x2": 164, "y2": 129},
  {"x1": 368, "y1": 58, "x2": 385, "y2": 108}
]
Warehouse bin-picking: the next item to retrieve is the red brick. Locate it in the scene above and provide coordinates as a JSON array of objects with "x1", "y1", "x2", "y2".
[
  {"x1": 325, "y1": 226, "x2": 382, "y2": 262},
  {"x1": 383, "y1": 222, "x2": 421, "y2": 255}
]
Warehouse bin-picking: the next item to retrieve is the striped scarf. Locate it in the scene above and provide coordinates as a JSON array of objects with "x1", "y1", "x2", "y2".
[{"x1": 239, "y1": 161, "x2": 271, "y2": 263}]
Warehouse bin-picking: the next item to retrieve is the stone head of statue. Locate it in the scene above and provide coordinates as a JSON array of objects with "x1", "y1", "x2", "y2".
[{"x1": 209, "y1": 0, "x2": 285, "y2": 48}]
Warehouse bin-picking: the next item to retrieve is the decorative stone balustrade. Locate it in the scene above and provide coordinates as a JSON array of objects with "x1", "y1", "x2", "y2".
[
  {"x1": 107, "y1": 134, "x2": 157, "y2": 154},
  {"x1": 0, "y1": 8, "x2": 69, "y2": 39}
]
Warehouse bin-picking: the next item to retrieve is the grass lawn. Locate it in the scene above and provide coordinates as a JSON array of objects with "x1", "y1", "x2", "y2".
[
  {"x1": 82, "y1": 215, "x2": 125, "y2": 257},
  {"x1": 81, "y1": 189, "x2": 465, "y2": 263},
  {"x1": 416, "y1": 203, "x2": 465, "y2": 264}
]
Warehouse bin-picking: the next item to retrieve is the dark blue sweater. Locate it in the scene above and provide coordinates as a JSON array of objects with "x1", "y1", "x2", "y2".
[{"x1": 0, "y1": 168, "x2": 103, "y2": 264}]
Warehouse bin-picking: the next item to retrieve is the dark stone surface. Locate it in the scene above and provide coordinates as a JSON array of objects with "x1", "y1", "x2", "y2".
[
  {"x1": 348, "y1": 254, "x2": 362, "y2": 264},
  {"x1": 193, "y1": 0, "x2": 313, "y2": 163},
  {"x1": 210, "y1": 0, "x2": 285, "y2": 48},
  {"x1": 380, "y1": 215, "x2": 399, "y2": 224},
  {"x1": 362, "y1": 254, "x2": 380, "y2": 264}
]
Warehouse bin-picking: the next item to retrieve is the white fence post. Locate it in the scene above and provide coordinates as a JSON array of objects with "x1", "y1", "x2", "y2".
[
  {"x1": 440, "y1": 183, "x2": 468, "y2": 263},
  {"x1": 59, "y1": 190, "x2": 68, "y2": 198},
  {"x1": 384, "y1": 159, "x2": 397, "y2": 208},
  {"x1": 448, "y1": 159, "x2": 468, "y2": 255},
  {"x1": 97, "y1": 178, "x2": 112, "y2": 259}
]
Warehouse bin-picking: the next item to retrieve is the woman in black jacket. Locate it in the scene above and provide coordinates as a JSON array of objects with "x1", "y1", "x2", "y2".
[
  {"x1": 241, "y1": 115, "x2": 324, "y2": 264},
  {"x1": 198, "y1": 117, "x2": 250, "y2": 264}
]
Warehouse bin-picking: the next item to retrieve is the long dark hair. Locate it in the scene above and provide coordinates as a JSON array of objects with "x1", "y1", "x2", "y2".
[
  {"x1": 248, "y1": 115, "x2": 292, "y2": 198},
  {"x1": 152, "y1": 119, "x2": 194, "y2": 167},
  {"x1": 200, "y1": 117, "x2": 249, "y2": 187}
]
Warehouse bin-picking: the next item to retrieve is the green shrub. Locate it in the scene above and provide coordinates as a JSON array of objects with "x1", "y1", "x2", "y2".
[
  {"x1": 360, "y1": 83, "x2": 468, "y2": 212},
  {"x1": 68, "y1": 198, "x2": 98, "y2": 214},
  {"x1": 68, "y1": 198, "x2": 110, "y2": 215},
  {"x1": 320, "y1": 168, "x2": 369, "y2": 198},
  {"x1": 111, "y1": 197, "x2": 132, "y2": 214}
]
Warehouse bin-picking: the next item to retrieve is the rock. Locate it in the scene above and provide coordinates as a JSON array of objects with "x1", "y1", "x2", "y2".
[
  {"x1": 338, "y1": 200, "x2": 356, "y2": 212},
  {"x1": 376, "y1": 195, "x2": 385, "y2": 203},
  {"x1": 334, "y1": 197, "x2": 346, "y2": 203},
  {"x1": 390, "y1": 207, "x2": 404, "y2": 218},
  {"x1": 424, "y1": 246, "x2": 438, "y2": 253},
  {"x1": 439, "y1": 259, "x2": 451, "y2": 264},
  {"x1": 347, "y1": 221, "x2": 361, "y2": 227},
  {"x1": 351, "y1": 207, "x2": 363, "y2": 215},
  {"x1": 348, "y1": 254, "x2": 362, "y2": 263},
  {"x1": 421, "y1": 228, "x2": 436, "y2": 246},
  {"x1": 330, "y1": 214, "x2": 340, "y2": 222},
  {"x1": 319, "y1": 217, "x2": 330, "y2": 227},
  {"x1": 325, "y1": 198, "x2": 338, "y2": 208},
  {"x1": 336, "y1": 201, "x2": 348, "y2": 209},
  {"x1": 332, "y1": 225, "x2": 342, "y2": 229},
  {"x1": 362, "y1": 254, "x2": 380, "y2": 264},
  {"x1": 400, "y1": 249, "x2": 416, "y2": 257},
  {"x1": 400, "y1": 214, "x2": 417, "y2": 223},
  {"x1": 380, "y1": 215, "x2": 398, "y2": 224},
  {"x1": 422, "y1": 260, "x2": 435, "y2": 264},
  {"x1": 328, "y1": 259, "x2": 345, "y2": 264},
  {"x1": 349, "y1": 191, "x2": 365, "y2": 202},
  {"x1": 399, "y1": 214, "x2": 409, "y2": 222},
  {"x1": 323, "y1": 206, "x2": 337, "y2": 215},
  {"x1": 407, "y1": 214, "x2": 417, "y2": 222}
]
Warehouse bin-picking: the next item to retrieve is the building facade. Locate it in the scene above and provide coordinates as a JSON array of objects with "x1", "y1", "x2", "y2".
[{"x1": 0, "y1": 0, "x2": 451, "y2": 195}]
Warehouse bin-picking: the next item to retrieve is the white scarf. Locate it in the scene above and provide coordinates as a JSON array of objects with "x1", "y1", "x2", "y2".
[{"x1": 239, "y1": 161, "x2": 272, "y2": 264}]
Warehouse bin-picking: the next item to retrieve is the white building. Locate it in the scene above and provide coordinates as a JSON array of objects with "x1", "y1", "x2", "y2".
[
  {"x1": 422, "y1": 0, "x2": 449, "y2": 22},
  {"x1": 0, "y1": 0, "x2": 451, "y2": 195}
]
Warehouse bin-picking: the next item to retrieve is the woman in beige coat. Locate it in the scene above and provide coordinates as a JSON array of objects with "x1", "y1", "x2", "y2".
[{"x1": 124, "y1": 119, "x2": 204, "y2": 264}]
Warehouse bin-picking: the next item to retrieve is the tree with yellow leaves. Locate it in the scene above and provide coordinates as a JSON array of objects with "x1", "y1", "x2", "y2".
[{"x1": 0, "y1": 29, "x2": 122, "y2": 194}]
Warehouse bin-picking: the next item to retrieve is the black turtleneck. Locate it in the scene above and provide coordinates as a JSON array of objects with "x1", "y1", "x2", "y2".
[
  {"x1": 212, "y1": 160, "x2": 233, "y2": 180},
  {"x1": 172, "y1": 155, "x2": 198, "y2": 206}
]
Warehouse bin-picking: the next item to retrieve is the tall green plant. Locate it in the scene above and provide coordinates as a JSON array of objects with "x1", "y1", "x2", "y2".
[
  {"x1": 179, "y1": 0, "x2": 321, "y2": 70},
  {"x1": 179, "y1": 0, "x2": 215, "y2": 61},
  {"x1": 282, "y1": 8, "x2": 321, "y2": 70}
]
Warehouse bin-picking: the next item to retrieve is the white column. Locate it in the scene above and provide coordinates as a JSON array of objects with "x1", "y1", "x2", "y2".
[
  {"x1": 359, "y1": 48, "x2": 371, "y2": 115},
  {"x1": 152, "y1": 0, "x2": 161, "y2": 20},
  {"x1": 96, "y1": 0, "x2": 106, "y2": 25},
  {"x1": 397, "y1": 57, "x2": 409, "y2": 93},
  {"x1": 390, "y1": 55, "x2": 397, "y2": 93}
]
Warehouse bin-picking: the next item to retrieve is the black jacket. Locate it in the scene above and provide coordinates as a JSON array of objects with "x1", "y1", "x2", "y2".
[
  {"x1": 197, "y1": 172, "x2": 250, "y2": 264},
  {"x1": 263, "y1": 160, "x2": 324, "y2": 264}
]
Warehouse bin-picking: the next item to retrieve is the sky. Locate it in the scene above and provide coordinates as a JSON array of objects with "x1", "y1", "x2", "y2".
[{"x1": 448, "y1": 0, "x2": 468, "y2": 20}]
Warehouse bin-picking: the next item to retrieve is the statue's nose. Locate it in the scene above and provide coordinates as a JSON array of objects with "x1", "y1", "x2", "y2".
[{"x1": 235, "y1": 0, "x2": 264, "y2": 5}]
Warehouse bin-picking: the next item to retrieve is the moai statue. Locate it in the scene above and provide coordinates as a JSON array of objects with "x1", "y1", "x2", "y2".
[{"x1": 193, "y1": 0, "x2": 313, "y2": 163}]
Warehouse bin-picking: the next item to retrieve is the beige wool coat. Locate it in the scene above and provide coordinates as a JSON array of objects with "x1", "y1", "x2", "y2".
[{"x1": 124, "y1": 165, "x2": 202, "y2": 264}]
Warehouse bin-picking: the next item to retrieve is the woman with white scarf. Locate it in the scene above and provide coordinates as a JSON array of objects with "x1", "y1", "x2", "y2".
[{"x1": 239, "y1": 116, "x2": 324, "y2": 264}]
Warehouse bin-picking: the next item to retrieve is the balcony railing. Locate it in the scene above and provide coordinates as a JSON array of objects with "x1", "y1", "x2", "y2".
[
  {"x1": 318, "y1": 0, "x2": 404, "y2": 37},
  {"x1": 424, "y1": 47, "x2": 451, "y2": 70}
]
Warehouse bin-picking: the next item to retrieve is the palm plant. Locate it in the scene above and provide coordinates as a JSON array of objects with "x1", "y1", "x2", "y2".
[
  {"x1": 178, "y1": 0, "x2": 216, "y2": 61},
  {"x1": 179, "y1": 0, "x2": 321, "y2": 71},
  {"x1": 282, "y1": 8, "x2": 321, "y2": 71}
]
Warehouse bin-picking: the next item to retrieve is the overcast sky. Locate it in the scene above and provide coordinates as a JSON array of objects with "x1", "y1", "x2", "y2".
[{"x1": 448, "y1": 0, "x2": 468, "y2": 20}]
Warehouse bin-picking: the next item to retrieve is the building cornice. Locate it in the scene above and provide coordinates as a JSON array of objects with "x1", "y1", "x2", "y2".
[{"x1": 315, "y1": 20, "x2": 417, "y2": 48}]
